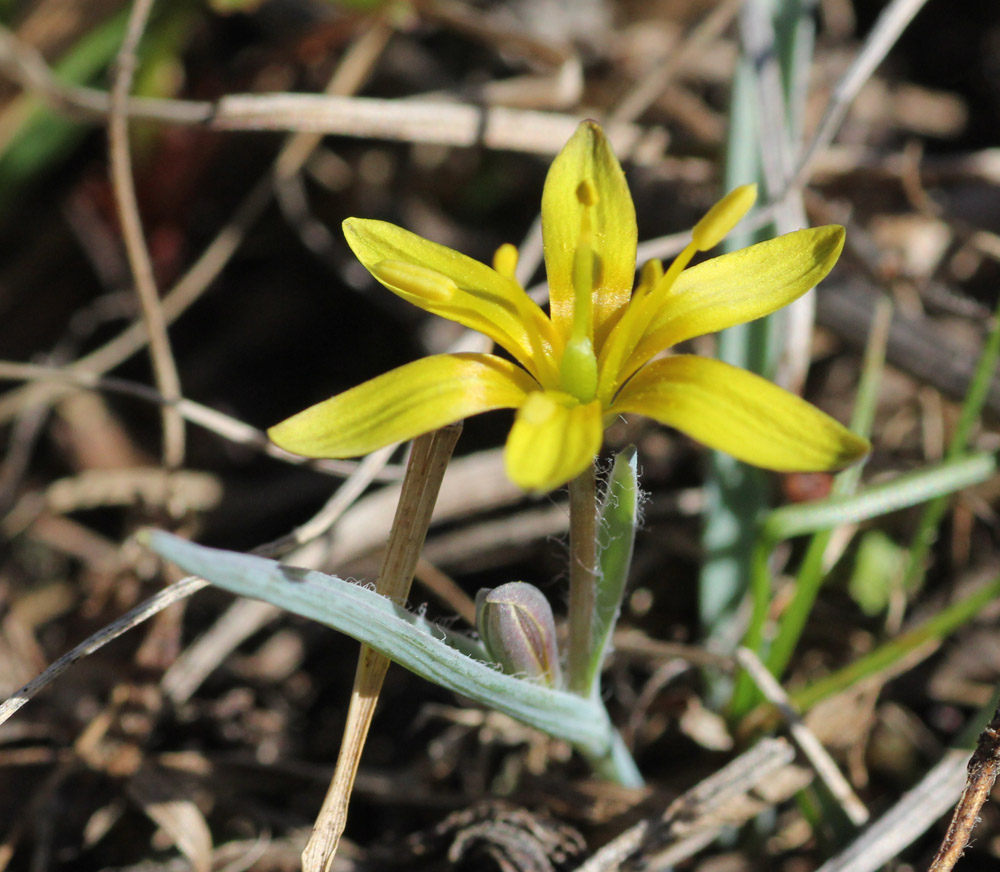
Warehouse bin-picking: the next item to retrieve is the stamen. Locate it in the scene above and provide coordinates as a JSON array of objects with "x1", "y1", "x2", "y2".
[
  {"x1": 595, "y1": 242, "x2": 696, "y2": 402},
  {"x1": 596, "y1": 186, "x2": 756, "y2": 403},
  {"x1": 637, "y1": 185, "x2": 757, "y2": 317},
  {"x1": 372, "y1": 260, "x2": 458, "y2": 303},
  {"x1": 649, "y1": 242, "x2": 698, "y2": 303},
  {"x1": 634, "y1": 259, "x2": 663, "y2": 299},
  {"x1": 691, "y1": 184, "x2": 757, "y2": 251},
  {"x1": 489, "y1": 243, "x2": 559, "y2": 390},
  {"x1": 576, "y1": 179, "x2": 598, "y2": 208},
  {"x1": 493, "y1": 243, "x2": 519, "y2": 278}
]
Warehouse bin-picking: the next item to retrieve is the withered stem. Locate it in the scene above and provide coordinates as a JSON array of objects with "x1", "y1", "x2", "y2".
[{"x1": 928, "y1": 703, "x2": 1000, "y2": 872}]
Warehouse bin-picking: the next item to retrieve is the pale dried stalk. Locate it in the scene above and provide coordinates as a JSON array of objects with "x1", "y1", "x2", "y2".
[
  {"x1": 161, "y1": 445, "x2": 398, "y2": 705},
  {"x1": 302, "y1": 424, "x2": 462, "y2": 872},
  {"x1": 573, "y1": 738, "x2": 797, "y2": 872},
  {"x1": 274, "y1": 19, "x2": 393, "y2": 180},
  {"x1": 0, "y1": 576, "x2": 208, "y2": 729},
  {"x1": 813, "y1": 750, "x2": 968, "y2": 872},
  {"x1": 1, "y1": 2, "x2": 402, "y2": 734},
  {"x1": 0, "y1": 21, "x2": 647, "y2": 157},
  {"x1": 609, "y1": 0, "x2": 742, "y2": 125},
  {"x1": 108, "y1": 0, "x2": 185, "y2": 469},
  {"x1": 0, "y1": 360, "x2": 392, "y2": 479},
  {"x1": 735, "y1": 647, "x2": 869, "y2": 826},
  {"x1": 0, "y1": 17, "x2": 395, "y2": 428},
  {"x1": 787, "y1": 0, "x2": 932, "y2": 195}
]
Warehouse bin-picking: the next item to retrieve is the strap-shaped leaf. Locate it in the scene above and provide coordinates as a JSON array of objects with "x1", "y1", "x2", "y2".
[{"x1": 143, "y1": 531, "x2": 615, "y2": 756}]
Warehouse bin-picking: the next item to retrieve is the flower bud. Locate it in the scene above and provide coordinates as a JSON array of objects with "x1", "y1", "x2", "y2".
[{"x1": 475, "y1": 582, "x2": 561, "y2": 687}]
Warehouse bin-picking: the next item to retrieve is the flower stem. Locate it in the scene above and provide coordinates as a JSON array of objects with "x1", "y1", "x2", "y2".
[{"x1": 567, "y1": 462, "x2": 598, "y2": 695}]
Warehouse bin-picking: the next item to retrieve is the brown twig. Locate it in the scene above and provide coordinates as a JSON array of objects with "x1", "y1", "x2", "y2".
[
  {"x1": 108, "y1": 0, "x2": 185, "y2": 469},
  {"x1": 815, "y1": 281, "x2": 1000, "y2": 418},
  {"x1": 928, "y1": 704, "x2": 1000, "y2": 872},
  {"x1": 414, "y1": 556, "x2": 477, "y2": 627}
]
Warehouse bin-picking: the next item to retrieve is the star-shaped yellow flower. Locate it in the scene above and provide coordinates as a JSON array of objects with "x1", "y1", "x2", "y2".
[{"x1": 269, "y1": 121, "x2": 869, "y2": 492}]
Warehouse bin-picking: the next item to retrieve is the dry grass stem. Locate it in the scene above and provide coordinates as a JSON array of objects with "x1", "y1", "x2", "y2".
[
  {"x1": 261, "y1": 446, "x2": 400, "y2": 559},
  {"x1": 0, "y1": 1, "x2": 996, "y2": 867},
  {"x1": 419, "y1": 500, "x2": 569, "y2": 575},
  {"x1": 414, "y1": 557, "x2": 477, "y2": 627},
  {"x1": 789, "y1": 0, "x2": 933, "y2": 194},
  {"x1": 160, "y1": 597, "x2": 280, "y2": 706},
  {"x1": 735, "y1": 647, "x2": 869, "y2": 826},
  {"x1": 0, "y1": 176, "x2": 267, "y2": 425},
  {"x1": 163, "y1": 425, "x2": 404, "y2": 704},
  {"x1": 0, "y1": 360, "x2": 394, "y2": 478},
  {"x1": 0, "y1": 21, "x2": 649, "y2": 156},
  {"x1": 0, "y1": 575, "x2": 208, "y2": 729},
  {"x1": 574, "y1": 738, "x2": 799, "y2": 872},
  {"x1": 0, "y1": 17, "x2": 395, "y2": 430},
  {"x1": 609, "y1": 0, "x2": 742, "y2": 125},
  {"x1": 108, "y1": 0, "x2": 184, "y2": 470},
  {"x1": 814, "y1": 750, "x2": 970, "y2": 872},
  {"x1": 303, "y1": 424, "x2": 462, "y2": 872},
  {"x1": 315, "y1": 448, "x2": 526, "y2": 568}
]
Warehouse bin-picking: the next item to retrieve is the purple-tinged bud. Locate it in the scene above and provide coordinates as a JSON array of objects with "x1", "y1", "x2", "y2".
[{"x1": 475, "y1": 582, "x2": 561, "y2": 687}]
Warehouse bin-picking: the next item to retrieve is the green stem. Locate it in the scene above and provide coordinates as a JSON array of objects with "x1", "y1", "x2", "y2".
[
  {"x1": 903, "y1": 296, "x2": 1000, "y2": 591},
  {"x1": 567, "y1": 463, "x2": 598, "y2": 695},
  {"x1": 791, "y1": 573, "x2": 1000, "y2": 713},
  {"x1": 728, "y1": 451, "x2": 996, "y2": 719},
  {"x1": 739, "y1": 573, "x2": 1000, "y2": 732},
  {"x1": 763, "y1": 297, "x2": 891, "y2": 684},
  {"x1": 586, "y1": 448, "x2": 639, "y2": 690},
  {"x1": 764, "y1": 453, "x2": 997, "y2": 541},
  {"x1": 581, "y1": 729, "x2": 644, "y2": 788},
  {"x1": 729, "y1": 538, "x2": 775, "y2": 715}
]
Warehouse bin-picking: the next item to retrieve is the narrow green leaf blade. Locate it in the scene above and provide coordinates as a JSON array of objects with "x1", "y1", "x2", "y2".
[
  {"x1": 586, "y1": 446, "x2": 639, "y2": 694},
  {"x1": 763, "y1": 453, "x2": 997, "y2": 542},
  {"x1": 143, "y1": 531, "x2": 613, "y2": 756}
]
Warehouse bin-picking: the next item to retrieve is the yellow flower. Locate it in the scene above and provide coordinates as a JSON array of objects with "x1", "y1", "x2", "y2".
[{"x1": 269, "y1": 121, "x2": 869, "y2": 492}]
